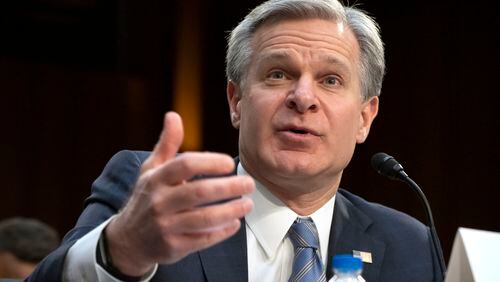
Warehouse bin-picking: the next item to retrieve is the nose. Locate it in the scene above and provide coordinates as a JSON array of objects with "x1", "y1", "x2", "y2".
[{"x1": 285, "y1": 77, "x2": 319, "y2": 113}]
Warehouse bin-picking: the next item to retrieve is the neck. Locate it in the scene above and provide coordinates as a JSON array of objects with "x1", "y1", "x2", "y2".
[
  {"x1": 271, "y1": 183, "x2": 337, "y2": 215},
  {"x1": 242, "y1": 163, "x2": 341, "y2": 215}
]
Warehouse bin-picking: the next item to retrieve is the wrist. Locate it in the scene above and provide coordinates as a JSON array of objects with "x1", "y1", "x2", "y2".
[{"x1": 101, "y1": 219, "x2": 155, "y2": 277}]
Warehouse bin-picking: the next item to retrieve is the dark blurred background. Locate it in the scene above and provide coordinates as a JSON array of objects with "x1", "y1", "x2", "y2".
[{"x1": 1, "y1": 0, "x2": 499, "y2": 264}]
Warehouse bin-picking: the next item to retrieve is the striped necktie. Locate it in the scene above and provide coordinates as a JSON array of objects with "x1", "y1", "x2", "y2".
[{"x1": 288, "y1": 217, "x2": 326, "y2": 282}]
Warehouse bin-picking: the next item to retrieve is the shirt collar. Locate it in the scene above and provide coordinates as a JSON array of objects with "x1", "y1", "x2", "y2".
[{"x1": 238, "y1": 163, "x2": 336, "y2": 260}]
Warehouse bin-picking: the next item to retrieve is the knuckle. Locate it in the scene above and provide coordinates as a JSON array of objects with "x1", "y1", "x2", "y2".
[
  {"x1": 191, "y1": 183, "x2": 207, "y2": 200},
  {"x1": 150, "y1": 190, "x2": 167, "y2": 218},
  {"x1": 208, "y1": 179, "x2": 235, "y2": 199},
  {"x1": 178, "y1": 186, "x2": 200, "y2": 207},
  {"x1": 176, "y1": 156, "x2": 194, "y2": 174},
  {"x1": 190, "y1": 180, "x2": 224, "y2": 203},
  {"x1": 229, "y1": 178, "x2": 244, "y2": 194},
  {"x1": 228, "y1": 177, "x2": 247, "y2": 192},
  {"x1": 139, "y1": 169, "x2": 165, "y2": 194},
  {"x1": 200, "y1": 210, "x2": 215, "y2": 226},
  {"x1": 168, "y1": 185, "x2": 199, "y2": 211},
  {"x1": 234, "y1": 200, "x2": 248, "y2": 216},
  {"x1": 160, "y1": 218, "x2": 175, "y2": 236}
]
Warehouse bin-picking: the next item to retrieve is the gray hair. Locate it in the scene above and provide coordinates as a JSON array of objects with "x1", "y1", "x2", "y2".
[{"x1": 226, "y1": 0, "x2": 385, "y2": 100}]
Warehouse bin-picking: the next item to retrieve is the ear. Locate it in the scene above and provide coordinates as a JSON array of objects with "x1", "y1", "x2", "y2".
[
  {"x1": 356, "y1": 96, "x2": 379, "y2": 144},
  {"x1": 227, "y1": 81, "x2": 242, "y2": 129}
]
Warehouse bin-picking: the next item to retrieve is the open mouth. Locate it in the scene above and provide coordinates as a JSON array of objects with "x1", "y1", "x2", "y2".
[
  {"x1": 282, "y1": 126, "x2": 320, "y2": 136},
  {"x1": 289, "y1": 128, "x2": 309, "y2": 134}
]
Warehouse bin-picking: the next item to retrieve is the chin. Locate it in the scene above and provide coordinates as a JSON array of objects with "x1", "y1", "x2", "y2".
[{"x1": 270, "y1": 152, "x2": 319, "y2": 176}]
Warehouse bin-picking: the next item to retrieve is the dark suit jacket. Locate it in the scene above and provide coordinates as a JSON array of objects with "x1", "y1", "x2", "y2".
[{"x1": 28, "y1": 150, "x2": 442, "y2": 281}]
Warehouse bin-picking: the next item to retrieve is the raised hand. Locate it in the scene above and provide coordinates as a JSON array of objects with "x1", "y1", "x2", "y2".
[{"x1": 105, "y1": 112, "x2": 254, "y2": 276}]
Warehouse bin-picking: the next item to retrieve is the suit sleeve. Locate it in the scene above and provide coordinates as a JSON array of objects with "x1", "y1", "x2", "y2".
[{"x1": 27, "y1": 150, "x2": 146, "y2": 281}]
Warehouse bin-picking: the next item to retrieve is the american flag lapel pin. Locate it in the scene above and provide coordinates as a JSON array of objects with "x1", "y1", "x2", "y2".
[{"x1": 353, "y1": 250, "x2": 373, "y2": 264}]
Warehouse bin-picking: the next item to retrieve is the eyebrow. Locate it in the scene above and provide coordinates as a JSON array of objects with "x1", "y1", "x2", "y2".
[{"x1": 318, "y1": 54, "x2": 352, "y2": 76}]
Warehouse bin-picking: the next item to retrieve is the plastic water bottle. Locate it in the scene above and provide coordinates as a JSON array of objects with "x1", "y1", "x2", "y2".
[{"x1": 330, "y1": 254, "x2": 366, "y2": 282}]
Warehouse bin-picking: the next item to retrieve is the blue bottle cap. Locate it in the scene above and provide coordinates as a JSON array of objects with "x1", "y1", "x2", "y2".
[{"x1": 332, "y1": 254, "x2": 363, "y2": 272}]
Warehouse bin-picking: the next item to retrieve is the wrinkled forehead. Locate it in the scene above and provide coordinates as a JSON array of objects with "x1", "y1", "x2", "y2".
[
  {"x1": 251, "y1": 17, "x2": 353, "y2": 47},
  {"x1": 249, "y1": 18, "x2": 361, "y2": 69}
]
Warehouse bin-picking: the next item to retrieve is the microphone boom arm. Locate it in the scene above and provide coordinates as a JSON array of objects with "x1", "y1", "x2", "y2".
[
  {"x1": 401, "y1": 175, "x2": 447, "y2": 280},
  {"x1": 371, "y1": 152, "x2": 447, "y2": 280}
]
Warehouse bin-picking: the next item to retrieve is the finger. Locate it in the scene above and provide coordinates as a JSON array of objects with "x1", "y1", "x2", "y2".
[
  {"x1": 183, "y1": 219, "x2": 241, "y2": 241},
  {"x1": 158, "y1": 176, "x2": 254, "y2": 212},
  {"x1": 142, "y1": 112, "x2": 184, "y2": 172},
  {"x1": 155, "y1": 152, "x2": 236, "y2": 185},
  {"x1": 163, "y1": 197, "x2": 253, "y2": 234},
  {"x1": 160, "y1": 219, "x2": 241, "y2": 264}
]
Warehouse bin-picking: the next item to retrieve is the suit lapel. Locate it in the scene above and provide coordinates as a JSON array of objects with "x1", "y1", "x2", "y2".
[
  {"x1": 326, "y1": 191, "x2": 386, "y2": 282},
  {"x1": 199, "y1": 218, "x2": 248, "y2": 282},
  {"x1": 198, "y1": 159, "x2": 384, "y2": 281}
]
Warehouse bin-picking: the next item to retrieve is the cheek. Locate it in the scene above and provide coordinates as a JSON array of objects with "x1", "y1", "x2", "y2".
[
  {"x1": 239, "y1": 96, "x2": 273, "y2": 139},
  {"x1": 325, "y1": 108, "x2": 360, "y2": 165},
  {"x1": 243, "y1": 91, "x2": 282, "y2": 122},
  {"x1": 326, "y1": 103, "x2": 362, "y2": 140}
]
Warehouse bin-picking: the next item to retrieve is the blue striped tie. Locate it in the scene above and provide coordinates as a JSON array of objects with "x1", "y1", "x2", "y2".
[{"x1": 288, "y1": 218, "x2": 326, "y2": 282}]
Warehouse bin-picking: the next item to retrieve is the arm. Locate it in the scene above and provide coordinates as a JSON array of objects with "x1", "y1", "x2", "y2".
[{"x1": 28, "y1": 112, "x2": 254, "y2": 280}]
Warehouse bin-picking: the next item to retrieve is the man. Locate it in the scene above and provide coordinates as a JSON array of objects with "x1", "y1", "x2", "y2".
[
  {"x1": 0, "y1": 217, "x2": 59, "y2": 279},
  {"x1": 28, "y1": 0, "x2": 443, "y2": 281}
]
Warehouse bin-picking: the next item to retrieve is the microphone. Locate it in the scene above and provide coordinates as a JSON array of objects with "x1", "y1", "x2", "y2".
[{"x1": 371, "y1": 152, "x2": 446, "y2": 280}]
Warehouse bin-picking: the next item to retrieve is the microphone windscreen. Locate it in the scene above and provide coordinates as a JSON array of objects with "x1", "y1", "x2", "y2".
[
  {"x1": 371, "y1": 152, "x2": 403, "y2": 180},
  {"x1": 371, "y1": 152, "x2": 391, "y2": 172}
]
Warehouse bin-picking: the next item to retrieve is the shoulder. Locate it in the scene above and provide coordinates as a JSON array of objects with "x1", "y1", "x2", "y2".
[
  {"x1": 338, "y1": 188, "x2": 427, "y2": 233},
  {"x1": 337, "y1": 188, "x2": 431, "y2": 252},
  {"x1": 105, "y1": 150, "x2": 151, "y2": 167},
  {"x1": 85, "y1": 150, "x2": 151, "y2": 209},
  {"x1": 95, "y1": 150, "x2": 151, "y2": 185},
  {"x1": 338, "y1": 189, "x2": 435, "y2": 281}
]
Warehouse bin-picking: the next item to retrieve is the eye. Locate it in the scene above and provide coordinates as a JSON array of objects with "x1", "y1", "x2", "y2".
[
  {"x1": 323, "y1": 76, "x2": 341, "y2": 86},
  {"x1": 267, "y1": 70, "x2": 286, "y2": 80}
]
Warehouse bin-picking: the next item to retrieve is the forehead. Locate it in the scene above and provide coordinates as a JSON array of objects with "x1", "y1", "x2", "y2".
[{"x1": 250, "y1": 18, "x2": 360, "y2": 68}]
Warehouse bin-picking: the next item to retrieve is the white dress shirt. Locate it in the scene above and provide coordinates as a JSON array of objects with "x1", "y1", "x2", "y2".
[
  {"x1": 240, "y1": 164, "x2": 335, "y2": 282},
  {"x1": 63, "y1": 163, "x2": 336, "y2": 282},
  {"x1": 63, "y1": 216, "x2": 157, "y2": 282}
]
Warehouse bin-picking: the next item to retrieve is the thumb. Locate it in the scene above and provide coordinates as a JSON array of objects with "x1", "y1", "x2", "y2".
[{"x1": 142, "y1": 112, "x2": 184, "y2": 172}]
